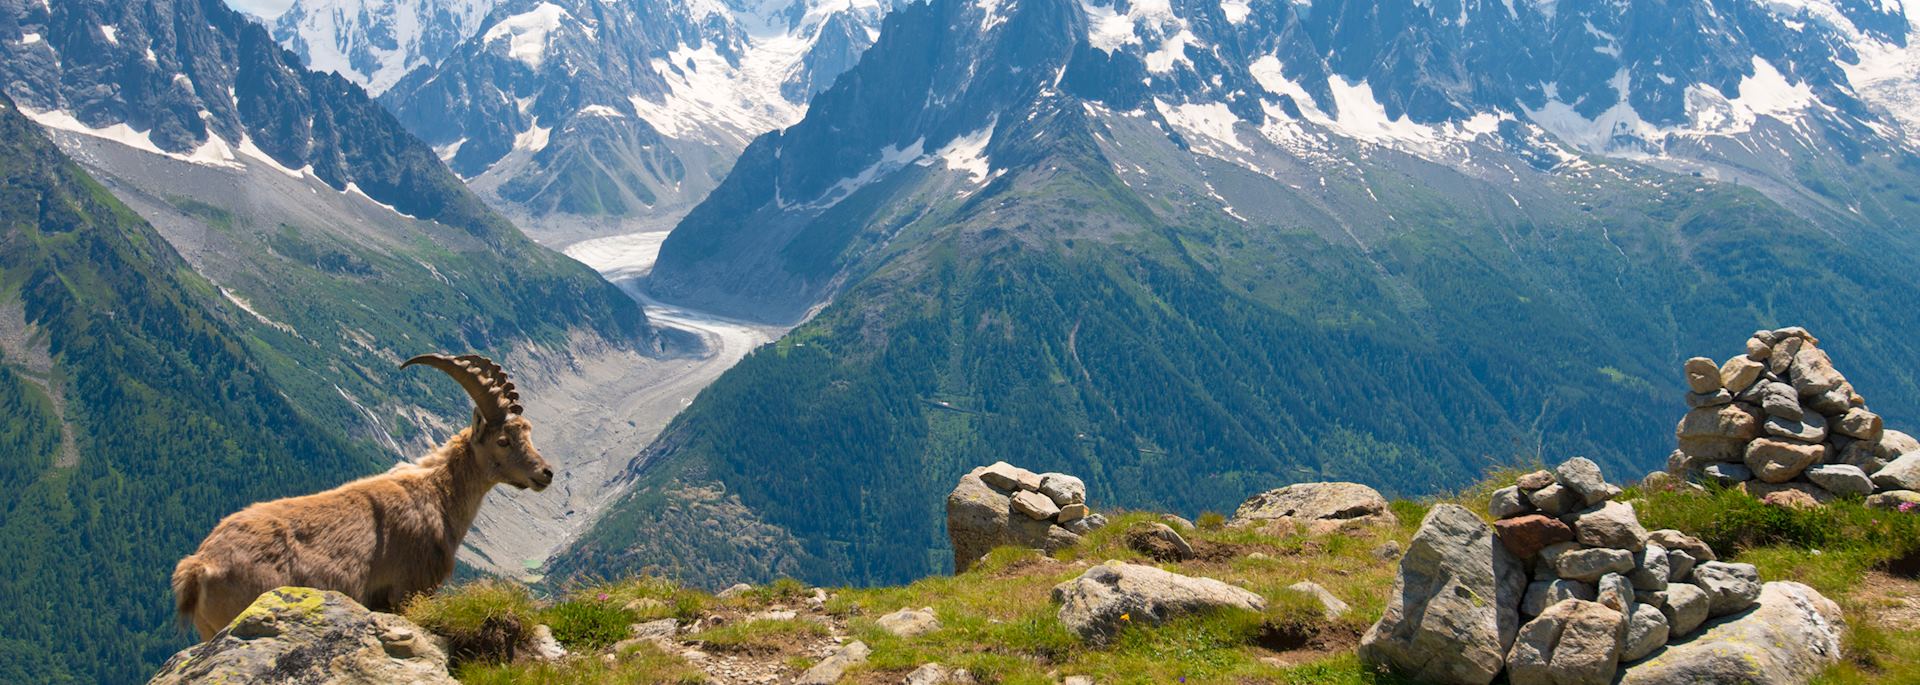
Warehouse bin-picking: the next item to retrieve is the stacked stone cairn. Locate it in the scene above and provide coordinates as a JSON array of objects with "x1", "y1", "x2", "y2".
[
  {"x1": 1363, "y1": 457, "x2": 1842, "y2": 685},
  {"x1": 1671, "y1": 327, "x2": 1920, "y2": 509},
  {"x1": 946, "y1": 462, "x2": 1108, "y2": 572}
]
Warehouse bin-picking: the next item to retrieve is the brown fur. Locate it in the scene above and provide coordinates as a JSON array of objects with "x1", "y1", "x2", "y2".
[{"x1": 172, "y1": 417, "x2": 552, "y2": 640}]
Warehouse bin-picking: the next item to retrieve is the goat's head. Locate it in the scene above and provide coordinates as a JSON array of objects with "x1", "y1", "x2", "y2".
[{"x1": 403, "y1": 353, "x2": 555, "y2": 491}]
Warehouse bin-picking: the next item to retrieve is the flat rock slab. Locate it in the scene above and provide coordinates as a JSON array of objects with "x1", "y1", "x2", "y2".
[
  {"x1": 1619, "y1": 582, "x2": 1844, "y2": 685},
  {"x1": 1052, "y1": 562, "x2": 1265, "y2": 644},
  {"x1": 148, "y1": 586, "x2": 455, "y2": 685},
  {"x1": 1231, "y1": 482, "x2": 1396, "y2": 531}
]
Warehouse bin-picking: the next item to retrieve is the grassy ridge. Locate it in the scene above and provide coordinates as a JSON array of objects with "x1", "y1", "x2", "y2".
[{"x1": 431, "y1": 472, "x2": 1920, "y2": 684}]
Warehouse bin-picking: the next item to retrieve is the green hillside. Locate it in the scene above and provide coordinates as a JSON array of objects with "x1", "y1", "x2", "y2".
[{"x1": 562, "y1": 97, "x2": 1920, "y2": 588}]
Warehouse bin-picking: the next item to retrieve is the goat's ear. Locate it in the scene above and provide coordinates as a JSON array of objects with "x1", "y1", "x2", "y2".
[{"x1": 470, "y1": 408, "x2": 491, "y2": 435}]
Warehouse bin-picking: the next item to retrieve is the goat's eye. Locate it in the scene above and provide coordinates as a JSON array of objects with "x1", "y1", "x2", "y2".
[{"x1": 496, "y1": 438, "x2": 511, "y2": 448}]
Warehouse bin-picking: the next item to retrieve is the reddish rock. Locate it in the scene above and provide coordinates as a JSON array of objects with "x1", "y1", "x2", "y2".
[{"x1": 1495, "y1": 514, "x2": 1576, "y2": 559}]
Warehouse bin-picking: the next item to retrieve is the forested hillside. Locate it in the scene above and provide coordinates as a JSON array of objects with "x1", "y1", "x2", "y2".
[{"x1": 0, "y1": 95, "x2": 398, "y2": 683}]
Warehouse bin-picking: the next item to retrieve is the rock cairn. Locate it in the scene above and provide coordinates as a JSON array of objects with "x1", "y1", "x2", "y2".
[
  {"x1": 1670, "y1": 327, "x2": 1920, "y2": 508},
  {"x1": 1362, "y1": 457, "x2": 1844, "y2": 685},
  {"x1": 946, "y1": 462, "x2": 1107, "y2": 572}
]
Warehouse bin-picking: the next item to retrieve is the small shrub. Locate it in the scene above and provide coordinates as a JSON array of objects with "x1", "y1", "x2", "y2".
[
  {"x1": 1197, "y1": 512, "x2": 1228, "y2": 530},
  {"x1": 403, "y1": 580, "x2": 537, "y2": 665},
  {"x1": 541, "y1": 594, "x2": 639, "y2": 651},
  {"x1": 740, "y1": 577, "x2": 811, "y2": 604}
]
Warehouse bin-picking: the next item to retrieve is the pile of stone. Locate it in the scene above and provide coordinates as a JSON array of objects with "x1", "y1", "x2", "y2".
[
  {"x1": 945, "y1": 462, "x2": 1107, "y2": 572},
  {"x1": 1671, "y1": 327, "x2": 1920, "y2": 509},
  {"x1": 1361, "y1": 458, "x2": 1845, "y2": 685}
]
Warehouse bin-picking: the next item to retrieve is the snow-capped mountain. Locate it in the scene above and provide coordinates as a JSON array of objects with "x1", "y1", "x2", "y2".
[
  {"x1": 565, "y1": 0, "x2": 1920, "y2": 588},
  {"x1": 271, "y1": 0, "x2": 495, "y2": 94},
  {"x1": 380, "y1": 0, "x2": 894, "y2": 233},
  {"x1": 651, "y1": 0, "x2": 1920, "y2": 313}
]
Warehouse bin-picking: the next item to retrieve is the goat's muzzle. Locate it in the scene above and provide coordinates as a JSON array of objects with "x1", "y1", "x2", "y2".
[{"x1": 529, "y1": 467, "x2": 554, "y2": 491}]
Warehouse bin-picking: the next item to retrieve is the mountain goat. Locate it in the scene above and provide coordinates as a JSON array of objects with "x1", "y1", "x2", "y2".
[{"x1": 171, "y1": 353, "x2": 553, "y2": 640}]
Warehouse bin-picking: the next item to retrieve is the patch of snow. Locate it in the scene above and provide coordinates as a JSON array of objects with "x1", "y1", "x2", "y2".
[
  {"x1": 277, "y1": 0, "x2": 495, "y2": 94},
  {"x1": 483, "y1": 2, "x2": 577, "y2": 70},
  {"x1": 100, "y1": 25, "x2": 118, "y2": 44},
  {"x1": 935, "y1": 123, "x2": 995, "y2": 183},
  {"x1": 1081, "y1": 0, "x2": 1142, "y2": 52},
  {"x1": 343, "y1": 181, "x2": 422, "y2": 219},
  {"x1": 578, "y1": 104, "x2": 625, "y2": 118},
  {"x1": 513, "y1": 122, "x2": 553, "y2": 152},
  {"x1": 629, "y1": 41, "x2": 807, "y2": 147},
  {"x1": 21, "y1": 33, "x2": 43, "y2": 45},
  {"x1": 1221, "y1": 0, "x2": 1251, "y2": 24},
  {"x1": 1145, "y1": 30, "x2": 1198, "y2": 73},
  {"x1": 1156, "y1": 98, "x2": 1249, "y2": 153}
]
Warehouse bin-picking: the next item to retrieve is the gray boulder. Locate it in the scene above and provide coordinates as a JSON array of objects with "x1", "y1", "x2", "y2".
[
  {"x1": 1571, "y1": 501, "x2": 1648, "y2": 551},
  {"x1": 1660, "y1": 582, "x2": 1711, "y2": 637},
  {"x1": 1052, "y1": 562, "x2": 1265, "y2": 644},
  {"x1": 1360, "y1": 505, "x2": 1527, "y2": 685},
  {"x1": 1528, "y1": 483, "x2": 1580, "y2": 516},
  {"x1": 1505, "y1": 599, "x2": 1625, "y2": 685},
  {"x1": 1667, "y1": 550, "x2": 1697, "y2": 583},
  {"x1": 1686, "y1": 390, "x2": 1733, "y2": 408},
  {"x1": 1691, "y1": 562, "x2": 1762, "y2": 617},
  {"x1": 1286, "y1": 581, "x2": 1350, "y2": 620},
  {"x1": 1619, "y1": 582, "x2": 1844, "y2": 684},
  {"x1": 1012, "y1": 490, "x2": 1061, "y2": 521},
  {"x1": 1684, "y1": 357, "x2": 1723, "y2": 393},
  {"x1": 1759, "y1": 382, "x2": 1803, "y2": 420},
  {"x1": 1744, "y1": 439, "x2": 1824, "y2": 484},
  {"x1": 1554, "y1": 457, "x2": 1620, "y2": 506},
  {"x1": 1805, "y1": 464, "x2": 1874, "y2": 497},
  {"x1": 1628, "y1": 545, "x2": 1669, "y2": 591},
  {"x1": 1490, "y1": 486, "x2": 1533, "y2": 519},
  {"x1": 1038, "y1": 473, "x2": 1086, "y2": 506},
  {"x1": 876, "y1": 607, "x2": 940, "y2": 637},
  {"x1": 1522, "y1": 580, "x2": 1596, "y2": 617},
  {"x1": 1702, "y1": 463, "x2": 1752, "y2": 485},
  {"x1": 1720, "y1": 356, "x2": 1765, "y2": 393},
  {"x1": 1620, "y1": 603, "x2": 1670, "y2": 663},
  {"x1": 1790, "y1": 346, "x2": 1845, "y2": 398},
  {"x1": 797, "y1": 641, "x2": 870, "y2": 685},
  {"x1": 1064, "y1": 512, "x2": 1109, "y2": 535},
  {"x1": 1871, "y1": 452, "x2": 1920, "y2": 491},
  {"x1": 1867, "y1": 490, "x2": 1920, "y2": 510},
  {"x1": 1841, "y1": 430, "x2": 1920, "y2": 474},
  {"x1": 1596, "y1": 573, "x2": 1633, "y2": 612},
  {"x1": 977, "y1": 461, "x2": 1041, "y2": 492},
  {"x1": 1230, "y1": 482, "x2": 1396, "y2": 532},
  {"x1": 1833, "y1": 408, "x2": 1883, "y2": 442},
  {"x1": 1676, "y1": 404, "x2": 1763, "y2": 462},
  {"x1": 1123, "y1": 522, "x2": 1194, "y2": 562},
  {"x1": 1648, "y1": 529, "x2": 1715, "y2": 562},
  {"x1": 1762, "y1": 413, "x2": 1826, "y2": 443},
  {"x1": 148, "y1": 587, "x2": 456, "y2": 685},
  {"x1": 1554, "y1": 547, "x2": 1635, "y2": 582}
]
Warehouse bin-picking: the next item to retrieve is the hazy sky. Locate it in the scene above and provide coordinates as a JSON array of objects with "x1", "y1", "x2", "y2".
[{"x1": 225, "y1": 0, "x2": 294, "y2": 20}]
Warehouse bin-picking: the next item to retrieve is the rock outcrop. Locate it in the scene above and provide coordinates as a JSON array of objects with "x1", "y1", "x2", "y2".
[
  {"x1": 1358, "y1": 504, "x2": 1526, "y2": 685},
  {"x1": 1670, "y1": 328, "x2": 1918, "y2": 506},
  {"x1": 1052, "y1": 561, "x2": 1267, "y2": 644},
  {"x1": 1364, "y1": 458, "x2": 1840, "y2": 685},
  {"x1": 947, "y1": 462, "x2": 1104, "y2": 572},
  {"x1": 1230, "y1": 482, "x2": 1397, "y2": 533},
  {"x1": 148, "y1": 587, "x2": 456, "y2": 685},
  {"x1": 1617, "y1": 582, "x2": 1845, "y2": 684}
]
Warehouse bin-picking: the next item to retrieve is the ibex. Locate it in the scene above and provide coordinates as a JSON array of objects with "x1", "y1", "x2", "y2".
[{"x1": 171, "y1": 353, "x2": 553, "y2": 640}]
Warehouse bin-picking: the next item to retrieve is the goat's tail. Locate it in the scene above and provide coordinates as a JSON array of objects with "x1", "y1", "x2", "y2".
[{"x1": 171, "y1": 555, "x2": 207, "y2": 626}]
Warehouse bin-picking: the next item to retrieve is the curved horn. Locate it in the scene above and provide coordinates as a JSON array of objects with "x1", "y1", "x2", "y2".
[
  {"x1": 456, "y1": 354, "x2": 524, "y2": 416},
  {"x1": 402, "y1": 353, "x2": 515, "y2": 426}
]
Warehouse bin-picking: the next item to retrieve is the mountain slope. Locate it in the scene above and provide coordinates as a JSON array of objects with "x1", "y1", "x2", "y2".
[
  {"x1": 0, "y1": 0, "x2": 675, "y2": 680},
  {"x1": 271, "y1": 0, "x2": 495, "y2": 94},
  {"x1": 380, "y1": 0, "x2": 892, "y2": 236},
  {"x1": 557, "y1": 0, "x2": 1920, "y2": 588},
  {"x1": 0, "y1": 93, "x2": 388, "y2": 685}
]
